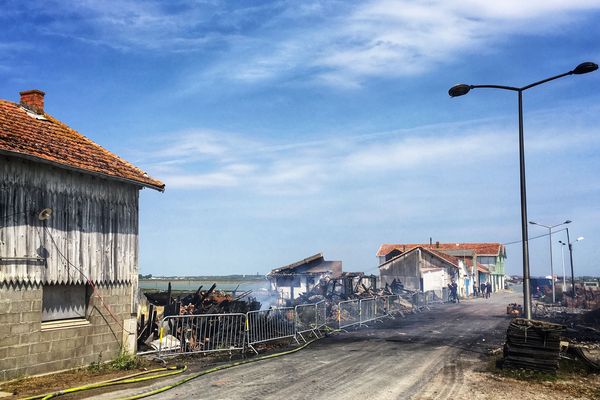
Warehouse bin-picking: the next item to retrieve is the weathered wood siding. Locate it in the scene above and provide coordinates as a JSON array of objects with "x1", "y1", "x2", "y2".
[
  {"x1": 0, "y1": 156, "x2": 139, "y2": 284},
  {"x1": 379, "y1": 250, "x2": 421, "y2": 290}
]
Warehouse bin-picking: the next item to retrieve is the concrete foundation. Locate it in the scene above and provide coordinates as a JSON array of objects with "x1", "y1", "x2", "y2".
[{"x1": 0, "y1": 281, "x2": 134, "y2": 382}]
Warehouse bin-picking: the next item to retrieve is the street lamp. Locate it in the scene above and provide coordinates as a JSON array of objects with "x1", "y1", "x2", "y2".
[
  {"x1": 449, "y1": 62, "x2": 598, "y2": 319},
  {"x1": 529, "y1": 220, "x2": 571, "y2": 303},
  {"x1": 558, "y1": 240, "x2": 567, "y2": 293},
  {"x1": 565, "y1": 229, "x2": 585, "y2": 299}
]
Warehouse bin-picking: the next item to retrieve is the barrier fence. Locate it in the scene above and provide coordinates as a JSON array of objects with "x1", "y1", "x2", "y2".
[
  {"x1": 152, "y1": 293, "x2": 434, "y2": 358},
  {"x1": 295, "y1": 303, "x2": 319, "y2": 341},
  {"x1": 159, "y1": 313, "x2": 247, "y2": 357},
  {"x1": 315, "y1": 300, "x2": 327, "y2": 330},
  {"x1": 337, "y1": 299, "x2": 361, "y2": 329},
  {"x1": 246, "y1": 307, "x2": 298, "y2": 354}
]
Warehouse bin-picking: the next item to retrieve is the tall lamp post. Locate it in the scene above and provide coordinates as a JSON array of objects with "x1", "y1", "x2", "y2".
[
  {"x1": 449, "y1": 62, "x2": 598, "y2": 319},
  {"x1": 565, "y1": 227, "x2": 584, "y2": 299},
  {"x1": 529, "y1": 220, "x2": 571, "y2": 303},
  {"x1": 558, "y1": 240, "x2": 567, "y2": 293}
]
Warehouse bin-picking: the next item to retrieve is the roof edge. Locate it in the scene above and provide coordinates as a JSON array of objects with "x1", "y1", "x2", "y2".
[{"x1": 0, "y1": 149, "x2": 165, "y2": 192}]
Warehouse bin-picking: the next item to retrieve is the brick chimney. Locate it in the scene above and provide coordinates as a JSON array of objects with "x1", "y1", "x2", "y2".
[{"x1": 20, "y1": 89, "x2": 45, "y2": 114}]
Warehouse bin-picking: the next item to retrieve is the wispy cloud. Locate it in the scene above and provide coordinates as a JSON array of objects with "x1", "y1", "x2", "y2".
[
  {"x1": 7, "y1": 1, "x2": 600, "y2": 88},
  {"x1": 204, "y1": 0, "x2": 600, "y2": 87},
  {"x1": 138, "y1": 106, "x2": 600, "y2": 194}
]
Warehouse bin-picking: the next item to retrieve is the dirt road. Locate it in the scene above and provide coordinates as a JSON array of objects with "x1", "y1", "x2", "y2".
[{"x1": 93, "y1": 291, "x2": 517, "y2": 400}]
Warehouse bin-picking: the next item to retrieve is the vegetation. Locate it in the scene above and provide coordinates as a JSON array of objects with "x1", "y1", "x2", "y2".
[{"x1": 88, "y1": 351, "x2": 141, "y2": 372}]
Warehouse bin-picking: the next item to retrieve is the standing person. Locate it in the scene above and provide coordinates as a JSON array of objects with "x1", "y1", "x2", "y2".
[
  {"x1": 452, "y1": 281, "x2": 460, "y2": 303},
  {"x1": 486, "y1": 282, "x2": 492, "y2": 298}
]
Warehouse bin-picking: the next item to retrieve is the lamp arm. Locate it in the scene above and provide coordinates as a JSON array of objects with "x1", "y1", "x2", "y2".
[
  {"x1": 470, "y1": 84, "x2": 520, "y2": 92},
  {"x1": 521, "y1": 71, "x2": 573, "y2": 91}
]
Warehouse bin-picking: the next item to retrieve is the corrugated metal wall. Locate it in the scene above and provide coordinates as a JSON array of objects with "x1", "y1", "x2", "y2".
[{"x1": 0, "y1": 156, "x2": 139, "y2": 284}]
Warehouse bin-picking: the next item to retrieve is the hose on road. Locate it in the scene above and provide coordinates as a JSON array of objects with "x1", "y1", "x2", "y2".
[
  {"x1": 118, "y1": 338, "x2": 319, "y2": 400},
  {"x1": 20, "y1": 365, "x2": 188, "y2": 400},
  {"x1": 20, "y1": 337, "x2": 323, "y2": 400}
]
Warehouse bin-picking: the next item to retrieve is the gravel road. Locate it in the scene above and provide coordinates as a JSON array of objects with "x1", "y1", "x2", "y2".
[{"x1": 91, "y1": 291, "x2": 518, "y2": 400}]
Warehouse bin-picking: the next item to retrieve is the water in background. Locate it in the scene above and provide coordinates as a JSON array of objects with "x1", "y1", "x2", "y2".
[{"x1": 139, "y1": 279, "x2": 270, "y2": 293}]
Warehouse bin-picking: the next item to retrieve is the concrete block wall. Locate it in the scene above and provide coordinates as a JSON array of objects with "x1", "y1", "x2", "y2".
[{"x1": 0, "y1": 281, "x2": 133, "y2": 382}]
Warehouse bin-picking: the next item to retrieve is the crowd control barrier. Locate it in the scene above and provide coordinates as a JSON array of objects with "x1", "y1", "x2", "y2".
[
  {"x1": 337, "y1": 299, "x2": 361, "y2": 329},
  {"x1": 246, "y1": 307, "x2": 298, "y2": 354},
  {"x1": 315, "y1": 300, "x2": 327, "y2": 330},
  {"x1": 146, "y1": 294, "x2": 437, "y2": 359},
  {"x1": 295, "y1": 303, "x2": 320, "y2": 342},
  {"x1": 158, "y1": 313, "x2": 247, "y2": 357}
]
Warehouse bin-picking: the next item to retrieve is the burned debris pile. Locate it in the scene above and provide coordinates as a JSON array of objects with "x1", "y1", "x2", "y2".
[
  {"x1": 503, "y1": 318, "x2": 565, "y2": 373},
  {"x1": 137, "y1": 282, "x2": 261, "y2": 351}
]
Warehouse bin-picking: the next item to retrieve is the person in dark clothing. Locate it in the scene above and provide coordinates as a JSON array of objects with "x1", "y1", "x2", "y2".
[
  {"x1": 452, "y1": 281, "x2": 459, "y2": 303},
  {"x1": 486, "y1": 282, "x2": 492, "y2": 298}
]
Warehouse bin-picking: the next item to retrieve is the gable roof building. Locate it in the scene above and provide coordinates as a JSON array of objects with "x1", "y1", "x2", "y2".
[
  {"x1": 377, "y1": 241, "x2": 507, "y2": 295},
  {"x1": 0, "y1": 89, "x2": 162, "y2": 381}
]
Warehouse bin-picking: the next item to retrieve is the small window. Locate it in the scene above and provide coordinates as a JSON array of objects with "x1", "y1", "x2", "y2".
[{"x1": 42, "y1": 284, "x2": 89, "y2": 322}]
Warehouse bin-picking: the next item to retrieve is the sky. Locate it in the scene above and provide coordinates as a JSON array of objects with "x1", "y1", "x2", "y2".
[{"x1": 1, "y1": 0, "x2": 599, "y2": 278}]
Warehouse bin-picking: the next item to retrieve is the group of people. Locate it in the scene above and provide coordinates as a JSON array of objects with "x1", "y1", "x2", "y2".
[{"x1": 474, "y1": 282, "x2": 493, "y2": 298}]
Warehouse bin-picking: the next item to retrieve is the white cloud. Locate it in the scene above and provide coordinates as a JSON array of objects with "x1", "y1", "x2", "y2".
[
  {"x1": 13, "y1": 1, "x2": 600, "y2": 87},
  {"x1": 138, "y1": 106, "x2": 600, "y2": 193},
  {"x1": 218, "y1": 0, "x2": 600, "y2": 87}
]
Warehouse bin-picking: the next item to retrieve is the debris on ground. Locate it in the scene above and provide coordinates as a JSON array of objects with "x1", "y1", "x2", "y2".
[
  {"x1": 137, "y1": 282, "x2": 261, "y2": 351},
  {"x1": 503, "y1": 318, "x2": 565, "y2": 373}
]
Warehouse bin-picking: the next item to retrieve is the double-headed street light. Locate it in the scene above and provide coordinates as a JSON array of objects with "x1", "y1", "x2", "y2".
[
  {"x1": 449, "y1": 62, "x2": 598, "y2": 319},
  {"x1": 529, "y1": 220, "x2": 571, "y2": 303}
]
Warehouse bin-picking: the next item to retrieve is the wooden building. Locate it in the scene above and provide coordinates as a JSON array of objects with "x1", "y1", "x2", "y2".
[
  {"x1": 378, "y1": 246, "x2": 464, "y2": 300},
  {"x1": 0, "y1": 90, "x2": 163, "y2": 381},
  {"x1": 377, "y1": 242, "x2": 506, "y2": 294},
  {"x1": 267, "y1": 253, "x2": 342, "y2": 302}
]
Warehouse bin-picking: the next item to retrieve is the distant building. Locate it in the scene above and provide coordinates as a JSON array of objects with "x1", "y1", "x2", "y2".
[
  {"x1": 378, "y1": 246, "x2": 471, "y2": 300},
  {"x1": 267, "y1": 253, "x2": 342, "y2": 301},
  {"x1": 377, "y1": 242, "x2": 506, "y2": 294},
  {"x1": 0, "y1": 90, "x2": 163, "y2": 381}
]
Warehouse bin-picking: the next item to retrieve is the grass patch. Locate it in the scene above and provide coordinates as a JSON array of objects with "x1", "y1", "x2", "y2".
[{"x1": 87, "y1": 350, "x2": 143, "y2": 372}]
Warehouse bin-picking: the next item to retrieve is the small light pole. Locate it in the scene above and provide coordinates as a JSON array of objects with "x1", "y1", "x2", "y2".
[
  {"x1": 449, "y1": 62, "x2": 598, "y2": 319},
  {"x1": 558, "y1": 240, "x2": 567, "y2": 293},
  {"x1": 565, "y1": 228, "x2": 584, "y2": 299},
  {"x1": 529, "y1": 220, "x2": 571, "y2": 303}
]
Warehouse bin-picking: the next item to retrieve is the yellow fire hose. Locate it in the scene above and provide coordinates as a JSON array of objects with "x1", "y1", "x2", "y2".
[
  {"x1": 20, "y1": 336, "x2": 325, "y2": 400},
  {"x1": 118, "y1": 338, "x2": 319, "y2": 400},
  {"x1": 20, "y1": 365, "x2": 187, "y2": 400}
]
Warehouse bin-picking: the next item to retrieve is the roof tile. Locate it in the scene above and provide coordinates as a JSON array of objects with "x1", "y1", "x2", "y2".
[{"x1": 0, "y1": 100, "x2": 164, "y2": 190}]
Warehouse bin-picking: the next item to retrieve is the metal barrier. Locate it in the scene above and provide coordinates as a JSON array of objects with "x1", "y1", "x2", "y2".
[
  {"x1": 315, "y1": 300, "x2": 327, "y2": 330},
  {"x1": 376, "y1": 296, "x2": 387, "y2": 319},
  {"x1": 337, "y1": 299, "x2": 361, "y2": 329},
  {"x1": 359, "y1": 298, "x2": 375, "y2": 325},
  {"x1": 384, "y1": 295, "x2": 404, "y2": 317},
  {"x1": 159, "y1": 313, "x2": 247, "y2": 357},
  {"x1": 295, "y1": 303, "x2": 319, "y2": 341},
  {"x1": 246, "y1": 307, "x2": 298, "y2": 353},
  {"x1": 143, "y1": 296, "x2": 433, "y2": 359}
]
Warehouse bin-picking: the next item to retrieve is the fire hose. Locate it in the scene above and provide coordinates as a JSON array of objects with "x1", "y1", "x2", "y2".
[
  {"x1": 20, "y1": 337, "x2": 323, "y2": 400},
  {"x1": 20, "y1": 366, "x2": 188, "y2": 400}
]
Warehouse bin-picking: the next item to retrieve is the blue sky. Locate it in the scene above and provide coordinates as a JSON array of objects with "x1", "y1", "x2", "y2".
[{"x1": 1, "y1": 1, "x2": 599, "y2": 277}]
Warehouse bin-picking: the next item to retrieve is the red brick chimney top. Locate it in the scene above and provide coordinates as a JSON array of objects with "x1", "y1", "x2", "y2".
[{"x1": 19, "y1": 89, "x2": 45, "y2": 114}]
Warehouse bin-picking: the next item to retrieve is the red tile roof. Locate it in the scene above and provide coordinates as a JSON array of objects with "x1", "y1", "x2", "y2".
[
  {"x1": 0, "y1": 99, "x2": 164, "y2": 191},
  {"x1": 376, "y1": 242, "x2": 504, "y2": 257},
  {"x1": 378, "y1": 245, "x2": 493, "y2": 274}
]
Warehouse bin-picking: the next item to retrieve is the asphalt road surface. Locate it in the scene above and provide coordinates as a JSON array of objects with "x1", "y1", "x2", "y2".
[{"x1": 93, "y1": 291, "x2": 519, "y2": 400}]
